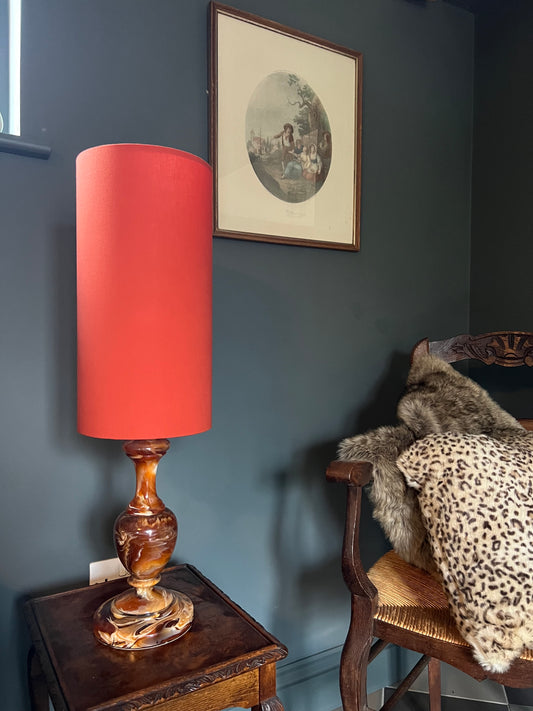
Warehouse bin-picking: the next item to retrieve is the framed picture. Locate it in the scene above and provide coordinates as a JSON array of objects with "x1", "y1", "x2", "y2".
[{"x1": 209, "y1": 3, "x2": 363, "y2": 251}]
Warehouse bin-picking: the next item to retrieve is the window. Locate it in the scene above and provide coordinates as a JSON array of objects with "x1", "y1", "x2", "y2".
[
  {"x1": 0, "y1": 0, "x2": 20, "y2": 136},
  {"x1": 0, "y1": 0, "x2": 49, "y2": 157}
]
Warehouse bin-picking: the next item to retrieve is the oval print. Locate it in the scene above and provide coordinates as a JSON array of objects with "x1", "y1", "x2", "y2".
[{"x1": 246, "y1": 72, "x2": 332, "y2": 204}]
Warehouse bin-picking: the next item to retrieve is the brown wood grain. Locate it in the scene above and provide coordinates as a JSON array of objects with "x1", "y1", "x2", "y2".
[
  {"x1": 428, "y1": 657, "x2": 441, "y2": 711},
  {"x1": 428, "y1": 331, "x2": 533, "y2": 366},
  {"x1": 25, "y1": 565, "x2": 287, "y2": 711},
  {"x1": 149, "y1": 670, "x2": 259, "y2": 711}
]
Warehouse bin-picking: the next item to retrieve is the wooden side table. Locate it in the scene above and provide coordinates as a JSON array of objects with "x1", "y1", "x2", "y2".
[{"x1": 24, "y1": 565, "x2": 287, "y2": 711}]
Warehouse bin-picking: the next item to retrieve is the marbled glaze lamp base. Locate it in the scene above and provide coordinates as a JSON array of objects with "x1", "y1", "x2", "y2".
[
  {"x1": 93, "y1": 439, "x2": 194, "y2": 650},
  {"x1": 94, "y1": 586, "x2": 193, "y2": 650}
]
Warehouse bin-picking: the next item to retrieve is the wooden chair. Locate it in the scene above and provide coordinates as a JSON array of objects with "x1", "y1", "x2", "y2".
[{"x1": 326, "y1": 331, "x2": 533, "y2": 711}]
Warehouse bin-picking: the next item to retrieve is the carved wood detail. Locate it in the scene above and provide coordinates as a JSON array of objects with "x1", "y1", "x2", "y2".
[
  {"x1": 139, "y1": 671, "x2": 259, "y2": 711},
  {"x1": 253, "y1": 696, "x2": 285, "y2": 711},
  {"x1": 429, "y1": 332, "x2": 533, "y2": 367},
  {"x1": 117, "y1": 649, "x2": 287, "y2": 710}
]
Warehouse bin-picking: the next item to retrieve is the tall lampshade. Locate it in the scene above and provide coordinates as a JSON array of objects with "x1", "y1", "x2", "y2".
[{"x1": 76, "y1": 144, "x2": 212, "y2": 650}]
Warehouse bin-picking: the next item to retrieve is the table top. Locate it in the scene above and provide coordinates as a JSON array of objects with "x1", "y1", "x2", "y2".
[{"x1": 25, "y1": 564, "x2": 287, "y2": 711}]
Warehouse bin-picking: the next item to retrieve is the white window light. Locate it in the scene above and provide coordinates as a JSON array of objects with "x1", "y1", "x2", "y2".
[
  {"x1": 9, "y1": 0, "x2": 21, "y2": 135},
  {"x1": 0, "y1": 0, "x2": 50, "y2": 157}
]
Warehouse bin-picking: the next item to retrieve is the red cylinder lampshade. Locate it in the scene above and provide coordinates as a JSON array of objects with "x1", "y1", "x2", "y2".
[{"x1": 76, "y1": 144, "x2": 212, "y2": 440}]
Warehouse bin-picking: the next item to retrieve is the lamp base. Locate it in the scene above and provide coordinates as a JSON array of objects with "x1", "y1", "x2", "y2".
[
  {"x1": 92, "y1": 440, "x2": 194, "y2": 650},
  {"x1": 93, "y1": 585, "x2": 194, "y2": 650}
]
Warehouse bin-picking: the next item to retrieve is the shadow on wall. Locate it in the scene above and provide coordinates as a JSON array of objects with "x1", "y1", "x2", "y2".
[
  {"x1": 267, "y1": 350, "x2": 411, "y2": 707},
  {"x1": 49, "y1": 224, "x2": 77, "y2": 452},
  {"x1": 468, "y1": 359, "x2": 533, "y2": 420},
  {"x1": 49, "y1": 224, "x2": 134, "y2": 557},
  {"x1": 1, "y1": 585, "x2": 32, "y2": 711},
  {"x1": 352, "y1": 350, "x2": 411, "y2": 435}
]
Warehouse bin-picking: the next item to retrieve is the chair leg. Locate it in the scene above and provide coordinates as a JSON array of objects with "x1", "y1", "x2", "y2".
[
  {"x1": 428, "y1": 657, "x2": 441, "y2": 711},
  {"x1": 339, "y1": 596, "x2": 374, "y2": 711},
  {"x1": 380, "y1": 655, "x2": 430, "y2": 711}
]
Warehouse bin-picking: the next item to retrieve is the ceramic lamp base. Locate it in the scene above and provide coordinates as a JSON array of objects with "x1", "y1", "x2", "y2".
[
  {"x1": 94, "y1": 585, "x2": 194, "y2": 650},
  {"x1": 92, "y1": 439, "x2": 193, "y2": 650}
]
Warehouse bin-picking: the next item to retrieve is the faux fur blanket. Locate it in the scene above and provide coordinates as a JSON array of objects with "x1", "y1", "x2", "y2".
[
  {"x1": 338, "y1": 354, "x2": 526, "y2": 572},
  {"x1": 338, "y1": 354, "x2": 533, "y2": 671}
]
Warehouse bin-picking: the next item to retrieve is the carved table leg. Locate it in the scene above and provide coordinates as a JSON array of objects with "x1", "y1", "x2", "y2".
[
  {"x1": 27, "y1": 647, "x2": 49, "y2": 711},
  {"x1": 253, "y1": 662, "x2": 285, "y2": 711},
  {"x1": 252, "y1": 696, "x2": 285, "y2": 711}
]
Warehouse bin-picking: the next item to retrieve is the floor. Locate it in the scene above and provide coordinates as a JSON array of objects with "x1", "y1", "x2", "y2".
[
  {"x1": 332, "y1": 660, "x2": 533, "y2": 711},
  {"x1": 380, "y1": 687, "x2": 533, "y2": 711},
  {"x1": 348, "y1": 664, "x2": 533, "y2": 711}
]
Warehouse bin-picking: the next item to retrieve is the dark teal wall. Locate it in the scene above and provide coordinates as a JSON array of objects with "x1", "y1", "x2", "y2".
[
  {"x1": 469, "y1": 0, "x2": 533, "y2": 428},
  {"x1": 469, "y1": 5, "x2": 533, "y2": 702},
  {"x1": 470, "y1": 0, "x2": 533, "y2": 332},
  {"x1": 0, "y1": 1, "x2": 474, "y2": 709}
]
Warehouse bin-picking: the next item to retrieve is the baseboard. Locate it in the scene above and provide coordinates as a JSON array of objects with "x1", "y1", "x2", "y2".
[
  {"x1": 277, "y1": 645, "x2": 342, "y2": 690},
  {"x1": 277, "y1": 648, "x2": 511, "y2": 711},
  {"x1": 276, "y1": 640, "x2": 401, "y2": 711},
  {"x1": 277, "y1": 646, "x2": 391, "y2": 711},
  {"x1": 276, "y1": 646, "x2": 343, "y2": 711},
  {"x1": 396, "y1": 657, "x2": 507, "y2": 704},
  {"x1": 334, "y1": 687, "x2": 508, "y2": 711},
  {"x1": 329, "y1": 655, "x2": 509, "y2": 711},
  {"x1": 383, "y1": 687, "x2": 508, "y2": 710},
  {"x1": 331, "y1": 689, "x2": 383, "y2": 711}
]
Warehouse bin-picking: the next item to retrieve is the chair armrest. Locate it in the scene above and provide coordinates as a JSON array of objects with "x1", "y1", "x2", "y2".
[
  {"x1": 327, "y1": 460, "x2": 377, "y2": 602},
  {"x1": 326, "y1": 460, "x2": 372, "y2": 487}
]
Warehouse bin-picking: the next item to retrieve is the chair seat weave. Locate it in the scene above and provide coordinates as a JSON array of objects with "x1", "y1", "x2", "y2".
[{"x1": 368, "y1": 550, "x2": 533, "y2": 661}]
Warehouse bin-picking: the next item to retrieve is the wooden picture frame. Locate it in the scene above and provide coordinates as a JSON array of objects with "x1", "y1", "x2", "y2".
[{"x1": 209, "y1": 3, "x2": 363, "y2": 250}]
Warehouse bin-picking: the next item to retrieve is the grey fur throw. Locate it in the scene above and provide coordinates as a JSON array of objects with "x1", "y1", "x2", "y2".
[{"x1": 338, "y1": 354, "x2": 526, "y2": 573}]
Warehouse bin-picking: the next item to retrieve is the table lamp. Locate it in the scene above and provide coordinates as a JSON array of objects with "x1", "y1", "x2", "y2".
[{"x1": 76, "y1": 143, "x2": 212, "y2": 650}]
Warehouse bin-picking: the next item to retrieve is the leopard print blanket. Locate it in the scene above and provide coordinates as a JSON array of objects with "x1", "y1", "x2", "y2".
[
  {"x1": 398, "y1": 431, "x2": 533, "y2": 673},
  {"x1": 338, "y1": 353, "x2": 533, "y2": 672}
]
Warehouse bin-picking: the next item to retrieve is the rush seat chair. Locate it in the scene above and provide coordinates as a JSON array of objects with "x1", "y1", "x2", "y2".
[{"x1": 326, "y1": 332, "x2": 533, "y2": 711}]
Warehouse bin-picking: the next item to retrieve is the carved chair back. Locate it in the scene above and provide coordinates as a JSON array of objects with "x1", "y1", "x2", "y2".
[{"x1": 413, "y1": 331, "x2": 533, "y2": 431}]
